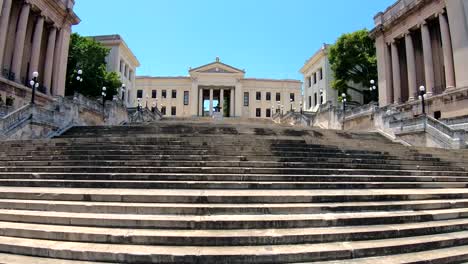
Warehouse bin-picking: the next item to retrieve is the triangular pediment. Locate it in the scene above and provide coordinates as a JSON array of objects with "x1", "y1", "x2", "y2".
[{"x1": 189, "y1": 61, "x2": 245, "y2": 74}]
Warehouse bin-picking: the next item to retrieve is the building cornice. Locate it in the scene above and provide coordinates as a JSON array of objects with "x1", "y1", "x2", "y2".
[
  {"x1": 300, "y1": 44, "x2": 329, "y2": 74},
  {"x1": 90, "y1": 35, "x2": 140, "y2": 67}
]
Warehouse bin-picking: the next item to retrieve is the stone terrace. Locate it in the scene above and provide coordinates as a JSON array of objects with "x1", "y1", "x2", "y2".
[{"x1": 0, "y1": 120, "x2": 467, "y2": 263}]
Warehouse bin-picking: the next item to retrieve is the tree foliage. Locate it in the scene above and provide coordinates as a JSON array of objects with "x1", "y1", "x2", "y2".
[
  {"x1": 65, "y1": 33, "x2": 121, "y2": 100},
  {"x1": 329, "y1": 29, "x2": 377, "y2": 103}
]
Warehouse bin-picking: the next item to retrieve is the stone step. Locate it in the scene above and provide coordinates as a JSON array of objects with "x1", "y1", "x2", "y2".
[
  {"x1": 0, "y1": 253, "x2": 104, "y2": 264},
  {"x1": 1, "y1": 207, "x2": 468, "y2": 229},
  {"x1": 0, "y1": 153, "x2": 444, "y2": 163},
  {"x1": 312, "y1": 245, "x2": 468, "y2": 263},
  {"x1": 0, "y1": 160, "x2": 460, "y2": 171},
  {"x1": 2, "y1": 172, "x2": 468, "y2": 182},
  {"x1": 2, "y1": 218, "x2": 468, "y2": 247},
  {"x1": 1, "y1": 187, "x2": 468, "y2": 203},
  {"x1": 2, "y1": 166, "x2": 467, "y2": 176},
  {"x1": 1, "y1": 198, "x2": 468, "y2": 215},
  {"x1": 1, "y1": 230, "x2": 468, "y2": 263},
  {"x1": 1, "y1": 179, "x2": 468, "y2": 189}
]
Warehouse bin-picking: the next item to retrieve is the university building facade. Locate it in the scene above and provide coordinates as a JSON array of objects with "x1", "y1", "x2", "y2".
[
  {"x1": 135, "y1": 58, "x2": 302, "y2": 119},
  {"x1": 0, "y1": 0, "x2": 79, "y2": 108},
  {"x1": 372, "y1": 0, "x2": 468, "y2": 119}
]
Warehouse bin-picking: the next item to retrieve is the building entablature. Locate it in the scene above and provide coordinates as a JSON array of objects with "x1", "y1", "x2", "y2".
[
  {"x1": 28, "y1": 0, "x2": 80, "y2": 28},
  {"x1": 300, "y1": 44, "x2": 329, "y2": 74}
]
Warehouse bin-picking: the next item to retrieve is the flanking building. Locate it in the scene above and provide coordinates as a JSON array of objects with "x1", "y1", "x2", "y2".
[
  {"x1": 91, "y1": 35, "x2": 140, "y2": 107},
  {"x1": 0, "y1": 0, "x2": 79, "y2": 109},
  {"x1": 135, "y1": 58, "x2": 302, "y2": 118},
  {"x1": 300, "y1": 44, "x2": 363, "y2": 112},
  {"x1": 371, "y1": 0, "x2": 468, "y2": 119}
]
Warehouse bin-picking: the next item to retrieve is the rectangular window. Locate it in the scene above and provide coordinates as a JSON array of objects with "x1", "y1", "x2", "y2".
[
  {"x1": 276, "y1": 93, "x2": 281, "y2": 101},
  {"x1": 314, "y1": 93, "x2": 317, "y2": 106},
  {"x1": 137, "y1": 90, "x2": 143, "y2": 98},
  {"x1": 290, "y1": 93, "x2": 295, "y2": 102},
  {"x1": 162, "y1": 90, "x2": 167, "y2": 99},
  {"x1": 256, "y1": 91, "x2": 261, "y2": 101},
  {"x1": 319, "y1": 68, "x2": 323, "y2": 80},
  {"x1": 313, "y1": 73, "x2": 317, "y2": 84},
  {"x1": 171, "y1": 106, "x2": 176, "y2": 116},
  {"x1": 308, "y1": 76, "x2": 312, "y2": 87},
  {"x1": 266, "y1": 108, "x2": 271, "y2": 117},
  {"x1": 161, "y1": 106, "x2": 166, "y2": 115},
  {"x1": 172, "y1": 90, "x2": 177, "y2": 99},
  {"x1": 308, "y1": 96, "x2": 312, "y2": 108},
  {"x1": 256, "y1": 108, "x2": 261, "y2": 117},
  {"x1": 244, "y1": 92, "x2": 249, "y2": 106},
  {"x1": 184, "y1": 91, "x2": 189, "y2": 105},
  {"x1": 152, "y1": 90, "x2": 157, "y2": 99},
  {"x1": 266, "y1": 92, "x2": 271, "y2": 101}
]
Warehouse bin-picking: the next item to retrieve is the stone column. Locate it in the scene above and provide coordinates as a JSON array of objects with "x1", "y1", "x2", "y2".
[
  {"x1": 438, "y1": 12, "x2": 456, "y2": 89},
  {"x1": 43, "y1": 26, "x2": 57, "y2": 94},
  {"x1": 0, "y1": 0, "x2": 4, "y2": 16},
  {"x1": 405, "y1": 32, "x2": 417, "y2": 101},
  {"x1": 391, "y1": 41, "x2": 401, "y2": 104},
  {"x1": 191, "y1": 78, "x2": 198, "y2": 117},
  {"x1": 11, "y1": 2, "x2": 30, "y2": 82},
  {"x1": 384, "y1": 43, "x2": 393, "y2": 104},
  {"x1": 52, "y1": 24, "x2": 72, "y2": 96},
  {"x1": 421, "y1": 21, "x2": 435, "y2": 96},
  {"x1": 220, "y1": 88, "x2": 224, "y2": 114},
  {"x1": 198, "y1": 88, "x2": 203, "y2": 116},
  {"x1": 229, "y1": 88, "x2": 234, "y2": 117},
  {"x1": 0, "y1": 0, "x2": 12, "y2": 68},
  {"x1": 29, "y1": 15, "x2": 45, "y2": 80},
  {"x1": 209, "y1": 88, "x2": 214, "y2": 116}
]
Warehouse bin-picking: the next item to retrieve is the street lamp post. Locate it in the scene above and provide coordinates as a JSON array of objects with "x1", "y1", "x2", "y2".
[
  {"x1": 145, "y1": 95, "x2": 149, "y2": 109},
  {"x1": 419, "y1": 86, "x2": 426, "y2": 115},
  {"x1": 342, "y1": 93, "x2": 347, "y2": 130},
  {"x1": 73, "y1": 69, "x2": 83, "y2": 100},
  {"x1": 300, "y1": 102, "x2": 303, "y2": 115},
  {"x1": 137, "y1": 98, "x2": 142, "y2": 112},
  {"x1": 370, "y1": 80, "x2": 377, "y2": 102},
  {"x1": 290, "y1": 98, "x2": 293, "y2": 112},
  {"x1": 29, "y1": 72, "x2": 40, "y2": 105},
  {"x1": 101, "y1": 87, "x2": 107, "y2": 116}
]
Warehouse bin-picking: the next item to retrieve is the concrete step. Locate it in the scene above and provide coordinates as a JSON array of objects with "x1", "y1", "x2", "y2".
[
  {"x1": 2, "y1": 207, "x2": 468, "y2": 229},
  {"x1": 1, "y1": 179, "x2": 468, "y2": 189},
  {"x1": 313, "y1": 244, "x2": 468, "y2": 263},
  {"x1": 0, "y1": 253, "x2": 104, "y2": 264},
  {"x1": 2, "y1": 187, "x2": 468, "y2": 203},
  {"x1": 2, "y1": 166, "x2": 467, "y2": 176},
  {"x1": 0, "y1": 160, "x2": 460, "y2": 171},
  {"x1": 1, "y1": 218, "x2": 468, "y2": 246},
  {"x1": 2, "y1": 198, "x2": 468, "y2": 215},
  {"x1": 1, "y1": 230, "x2": 468, "y2": 263},
  {"x1": 2, "y1": 172, "x2": 468, "y2": 182}
]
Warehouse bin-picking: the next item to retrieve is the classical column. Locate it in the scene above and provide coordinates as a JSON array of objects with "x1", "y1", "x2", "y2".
[
  {"x1": 43, "y1": 26, "x2": 57, "y2": 94},
  {"x1": 191, "y1": 78, "x2": 199, "y2": 116},
  {"x1": 0, "y1": 0, "x2": 12, "y2": 68},
  {"x1": 29, "y1": 15, "x2": 45, "y2": 80},
  {"x1": 405, "y1": 32, "x2": 417, "y2": 100},
  {"x1": 421, "y1": 21, "x2": 435, "y2": 95},
  {"x1": 229, "y1": 88, "x2": 234, "y2": 117},
  {"x1": 384, "y1": 43, "x2": 393, "y2": 104},
  {"x1": 0, "y1": 0, "x2": 4, "y2": 16},
  {"x1": 198, "y1": 88, "x2": 203, "y2": 116},
  {"x1": 209, "y1": 88, "x2": 213, "y2": 116},
  {"x1": 438, "y1": 12, "x2": 456, "y2": 89},
  {"x1": 11, "y1": 2, "x2": 31, "y2": 82},
  {"x1": 220, "y1": 88, "x2": 224, "y2": 114},
  {"x1": 391, "y1": 41, "x2": 401, "y2": 104}
]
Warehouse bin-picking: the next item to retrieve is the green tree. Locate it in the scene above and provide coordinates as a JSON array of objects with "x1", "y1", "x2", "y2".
[
  {"x1": 329, "y1": 29, "x2": 377, "y2": 104},
  {"x1": 66, "y1": 33, "x2": 121, "y2": 100}
]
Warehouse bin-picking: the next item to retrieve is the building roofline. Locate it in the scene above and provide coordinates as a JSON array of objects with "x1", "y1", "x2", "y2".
[
  {"x1": 189, "y1": 60, "x2": 246, "y2": 73},
  {"x1": 242, "y1": 78, "x2": 302, "y2": 84},
  {"x1": 89, "y1": 34, "x2": 141, "y2": 67},
  {"x1": 136, "y1": 76, "x2": 191, "y2": 80},
  {"x1": 300, "y1": 44, "x2": 330, "y2": 74}
]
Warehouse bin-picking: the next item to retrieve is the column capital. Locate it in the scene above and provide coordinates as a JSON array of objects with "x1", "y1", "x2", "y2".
[{"x1": 420, "y1": 20, "x2": 428, "y2": 27}]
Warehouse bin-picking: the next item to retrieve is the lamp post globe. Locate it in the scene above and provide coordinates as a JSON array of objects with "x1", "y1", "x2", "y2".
[
  {"x1": 419, "y1": 86, "x2": 427, "y2": 115},
  {"x1": 30, "y1": 72, "x2": 40, "y2": 104}
]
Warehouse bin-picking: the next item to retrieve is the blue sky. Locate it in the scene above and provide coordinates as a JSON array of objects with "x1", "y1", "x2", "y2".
[{"x1": 73, "y1": 0, "x2": 395, "y2": 81}]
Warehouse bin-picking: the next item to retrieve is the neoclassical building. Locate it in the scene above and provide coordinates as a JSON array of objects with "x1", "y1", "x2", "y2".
[
  {"x1": 372, "y1": 0, "x2": 468, "y2": 118},
  {"x1": 300, "y1": 44, "x2": 364, "y2": 112},
  {"x1": 0, "y1": 0, "x2": 79, "y2": 108},
  {"x1": 91, "y1": 35, "x2": 140, "y2": 107},
  {"x1": 136, "y1": 58, "x2": 302, "y2": 118}
]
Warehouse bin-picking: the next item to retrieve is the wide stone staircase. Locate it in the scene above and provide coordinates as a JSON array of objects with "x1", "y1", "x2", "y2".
[{"x1": 1, "y1": 121, "x2": 468, "y2": 263}]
